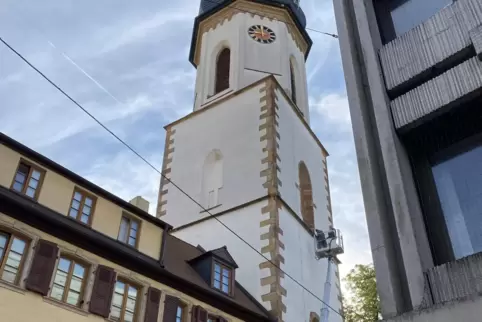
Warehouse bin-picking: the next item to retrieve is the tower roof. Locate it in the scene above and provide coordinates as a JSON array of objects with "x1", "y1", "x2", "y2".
[
  {"x1": 198, "y1": 0, "x2": 307, "y2": 27},
  {"x1": 189, "y1": 0, "x2": 313, "y2": 67}
]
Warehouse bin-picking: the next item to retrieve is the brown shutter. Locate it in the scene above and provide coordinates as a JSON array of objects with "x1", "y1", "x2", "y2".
[
  {"x1": 26, "y1": 239, "x2": 58, "y2": 296},
  {"x1": 89, "y1": 265, "x2": 116, "y2": 318},
  {"x1": 144, "y1": 287, "x2": 162, "y2": 322},
  {"x1": 215, "y1": 48, "x2": 230, "y2": 94},
  {"x1": 191, "y1": 305, "x2": 208, "y2": 322},
  {"x1": 163, "y1": 295, "x2": 181, "y2": 322}
]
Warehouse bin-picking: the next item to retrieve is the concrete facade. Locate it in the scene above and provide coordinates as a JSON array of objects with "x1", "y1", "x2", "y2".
[{"x1": 333, "y1": 0, "x2": 482, "y2": 320}]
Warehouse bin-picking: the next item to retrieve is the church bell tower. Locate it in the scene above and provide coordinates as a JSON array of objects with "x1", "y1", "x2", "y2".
[{"x1": 156, "y1": 1, "x2": 343, "y2": 321}]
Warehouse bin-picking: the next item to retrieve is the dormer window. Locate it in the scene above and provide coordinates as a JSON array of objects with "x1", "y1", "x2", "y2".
[
  {"x1": 213, "y1": 261, "x2": 232, "y2": 294},
  {"x1": 188, "y1": 245, "x2": 237, "y2": 297}
]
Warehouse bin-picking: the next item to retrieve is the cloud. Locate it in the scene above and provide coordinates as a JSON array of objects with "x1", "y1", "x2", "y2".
[{"x1": 311, "y1": 93, "x2": 352, "y2": 126}]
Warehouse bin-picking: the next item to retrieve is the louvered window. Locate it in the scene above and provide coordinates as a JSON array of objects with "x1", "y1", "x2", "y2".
[
  {"x1": 215, "y1": 48, "x2": 230, "y2": 94},
  {"x1": 144, "y1": 287, "x2": 161, "y2": 322},
  {"x1": 192, "y1": 305, "x2": 208, "y2": 322},
  {"x1": 26, "y1": 240, "x2": 58, "y2": 295},
  {"x1": 89, "y1": 265, "x2": 116, "y2": 318},
  {"x1": 162, "y1": 295, "x2": 182, "y2": 322}
]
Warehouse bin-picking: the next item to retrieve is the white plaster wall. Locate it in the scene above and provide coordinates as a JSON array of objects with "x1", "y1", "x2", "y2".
[
  {"x1": 163, "y1": 84, "x2": 266, "y2": 228},
  {"x1": 279, "y1": 206, "x2": 343, "y2": 322},
  {"x1": 193, "y1": 12, "x2": 309, "y2": 120},
  {"x1": 276, "y1": 89, "x2": 330, "y2": 231},
  {"x1": 172, "y1": 201, "x2": 270, "y2": 305}
]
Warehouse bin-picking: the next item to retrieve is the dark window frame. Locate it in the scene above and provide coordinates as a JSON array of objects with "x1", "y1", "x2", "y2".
[
  {"x1": 0, "y1": 229, "x2": 30, "y2": 285},
  {"x1": 50, "y1": 255, "x2": 89, "y2": 307},
  {"x1": 405, "y1": 97, "x2": 482, "y2": 265},
  {"x1": 10, "y1": 159, "x2": 45, "y2": 201},
  {"x1": 68, "y1": 187, "x2": 97, "y2": 226},
  {"x1": 211, "y1": 260, "x2": 234, "y2": 296},
  {"x1": 374, "y1": 0, "x2": 455, "y2": 44},
  {"x1": 117, "y1": 213, "x2": 141, "y2": 249}
]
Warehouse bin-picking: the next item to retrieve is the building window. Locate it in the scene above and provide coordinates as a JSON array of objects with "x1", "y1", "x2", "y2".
[
  {"x1": 175, "y1": 304, "x2": 185, "y2": 322},
  {"x1": 50, "y1": 257, "x2": 87, "y2": 306},
  {"x1": 375, "y1": 0, "x2": 452, "y2": 43},
  {"x1": 215, "y1": 48, "x2": 230, "y2": 94},
  {"x1": 290, "y1": 60, "x2": 297, "y2": 104},
  {"x1": 118, "y1": 215, "x2": 139, "y2": 248},
  {"x1": 299, "y1": 161, "x2": 315, "y2": 230},
  {"x1": 110, "y1": 279, "x2": 139, "y2": 322},
  {"x1": 0, "y1": 231, "x2": 28, "y2": 284},
  {"x1": 431, "y1": 143, "x2": 482, "y2": 260},
  {"x1": 11, "y1": 161, "x2": 44, "y2": 199},
  {"x1": 213, "y1": 262, "x2": 232, "y2": 294},
  {"x1": 69, "y1": 189, "x2": 96, "y2": 225},
  {"x1": 202, "y1": 150, "x2": 223, "y2": 209}
]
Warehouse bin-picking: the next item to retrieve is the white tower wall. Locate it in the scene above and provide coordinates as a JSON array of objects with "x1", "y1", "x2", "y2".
[
  {"x1": 193, "y1": 13, "x2": 309, "y2": 121},
  {"x1": 157, "y1": 4, "x2": 342, "y2": 321}
]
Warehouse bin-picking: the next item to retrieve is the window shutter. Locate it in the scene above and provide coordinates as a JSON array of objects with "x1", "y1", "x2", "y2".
[
  {"x1": 191, "y1": 305, "x2": 208, "y2": 322},
  {"x1": 89, "y1": 265, "x2": 116, "y2": 318},
  {"x1": 191, "y1": 306, "x2": 198, "y2": 322},
  {"x1": 144, "y1": 287, "x2": 162, "y2": 322},
  {"x1": 26, "y1": 239, "x2": 58, "y2": 296},
  {"x1": 163, "y1": 295, "x2": 180, "y2": 322},
  {"x1": 215, "y1": 48, "x2": 230, "y2": 94}
]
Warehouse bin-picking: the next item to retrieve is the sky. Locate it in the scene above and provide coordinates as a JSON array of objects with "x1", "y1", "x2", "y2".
[{"x1": 0, "y1": 0, "x2": 372, "y2": 290}]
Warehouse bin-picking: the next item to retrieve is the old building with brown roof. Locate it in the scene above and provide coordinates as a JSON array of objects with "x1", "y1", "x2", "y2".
[{"x1": 0, "y1": 132, "x2": 274, "y2": 322}]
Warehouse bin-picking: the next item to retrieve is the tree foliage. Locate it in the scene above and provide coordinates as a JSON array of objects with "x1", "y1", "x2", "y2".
[{"x1": 343, "y1": 264, "x2": 381, "y2": 322}]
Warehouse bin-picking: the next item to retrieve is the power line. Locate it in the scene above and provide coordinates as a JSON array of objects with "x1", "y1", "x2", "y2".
[
  {"x1": 202, "y1": 0, "x2": 338, "y2": 39},
  {"x1": 0, "y1": 36, "x2": 343, "y2": 318}
]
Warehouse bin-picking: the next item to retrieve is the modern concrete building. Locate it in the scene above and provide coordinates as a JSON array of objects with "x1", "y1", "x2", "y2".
[
  {"x1": 0, "y1": 133, "x2": 274, "y2": 322},
  {"x1": 333, "y1": 0, "x2": 482, "y2": 321},
  {"x1": 155, "y1": 0, "x2": 343, "y2": 321}
]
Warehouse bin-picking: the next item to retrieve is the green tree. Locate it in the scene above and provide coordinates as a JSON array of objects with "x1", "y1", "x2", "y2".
[{"x1": 343, "y1": 264, "x2": 381, "y2": 322}]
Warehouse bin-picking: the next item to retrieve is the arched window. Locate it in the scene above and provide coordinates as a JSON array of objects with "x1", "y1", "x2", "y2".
[
  {"x1": 299, "y1": 161, "x2": 314, "y2": 230},
  {"x1": 202, "y1": 150, "x2": 223, "y2": 209},
  {"x1": 290, "y1": 60, "x2": 297, "y2": 104},
  {"x1": 215, "y1": 48, "x2": 230, "y2": 94},
  {"x1": 310, "y1": 312, "x2": 320, "y2": 322}
]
